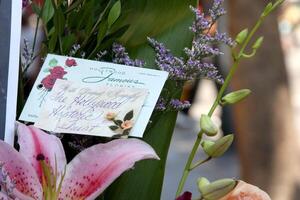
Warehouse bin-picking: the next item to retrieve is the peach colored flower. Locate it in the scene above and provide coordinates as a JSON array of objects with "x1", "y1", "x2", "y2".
[
  {"x1": 106, "y1": 112, "x2": 117, "y2": 120},
  {"x1": 121, "y1": 120, "x2": 133, "y2": 130},
  {"x1": 220, "y1": 181, "x2": 271, "y2": 200}
]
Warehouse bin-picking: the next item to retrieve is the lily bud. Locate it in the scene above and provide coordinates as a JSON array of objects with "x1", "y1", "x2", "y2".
[
  {"x1": 261, "y1": 3, "x2": 273, "y2": 17},
  {"x1": 204, "y1": 135, "x2": 234, "y2": 158},
  {"x1": 201, "y1": 140, "x2": 215, "y2": 150},
  {"x1": 197, "y1": 177, "x2": 210, "y2": 192},
  {"x1": 235, "y1": 29, "x2": 248, "y2": 44},
  {"x1": 221, "y1": 89, "x2": 251, "y2": 105},
  {"x1": 200, "y1": 115, "x2": 218, "y2": 136},
  {"x1": 252, "y1": 37, "x2": 264, "y2": 50},
  {"x1": 200, "y1": 179, "x2": 237, "y2": 200}
]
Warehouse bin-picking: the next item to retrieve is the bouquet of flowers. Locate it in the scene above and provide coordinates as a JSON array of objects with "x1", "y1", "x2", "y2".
[{"x1": 0, "y1": 0, "x2": 284, "y2": 199}]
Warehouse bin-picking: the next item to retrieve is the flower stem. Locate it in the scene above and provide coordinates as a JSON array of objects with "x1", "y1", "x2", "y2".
[
  {"x1": 189, "y1": 157, "x2": 211, "y2": 171},
  {"x1": 175, "y1": 6, "x2": 277, "y2": 197}
]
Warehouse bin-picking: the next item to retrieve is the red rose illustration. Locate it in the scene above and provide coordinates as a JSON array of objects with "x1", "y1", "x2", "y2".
[
  {"x1": 49, "y1": 66, "x2": 67, "y2": 79},
  {"x1": 65, "y1": 58, "x2": 77, "y2": 67},
  {"x1": 41, "y1": 75, "x2": 57, "y2": 90}
]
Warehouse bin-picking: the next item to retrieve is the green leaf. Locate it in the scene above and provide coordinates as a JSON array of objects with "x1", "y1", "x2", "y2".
[
  {"x1": 53, "y1": 8, "x2": 65, "y2": 36},
  {"x1": 105, "y1": 3, "x2": 195, "y2": 200},
  {"x1": 123, "y1": 110, "x2": 133, "y2": 121},
  {"x1": 97, "y1": 20, "x2": 108, "y2": 43},
  {"x1": 42, "y1": 0, "x2": 55, "y2": 24},
  {"x1": 113, "y1": 120, "x2": 123, "y2": 126},
  {"x1": 48, "y1": 33, "x2": 58, "y2": 52},
  {"x1": 49, "y1": 58, "x2": 58, "y2": 67},
  {"x1": 62, "y1": 34, "x2": 76, "y2": 54},
  {"x1": 108, "y1": 1, "x2": 121, "y2": 28},
  {"x1": 31, "y1": 3, "x2": 41, "y2": 16},
  {"x1": 109, "y1": 125, "x2": 119, "y2": 131}
]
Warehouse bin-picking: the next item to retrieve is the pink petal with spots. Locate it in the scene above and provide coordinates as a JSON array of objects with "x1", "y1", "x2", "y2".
[
  {"x1": 17, "y1": 123, "x2": 67, "y2": 180},
  {"x1": 59, "y1": 139, "x2": 159, "y2": 200},
  {"x1": 0, "y1": 140, "x2": 42, "y2": 199},
  {"x1": 0, "y1": 192, "x2": 10, "y2": 200}
]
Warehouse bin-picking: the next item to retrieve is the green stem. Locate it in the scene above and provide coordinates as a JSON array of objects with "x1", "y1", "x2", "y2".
[
  {"x1": 176, "y1": 133, "x2": 203, "y2": 196},
  {"x1": 175, "y1": 10, "x2": 273, "y2": 198},
  {"x1": 189, "y1": 157, "x2": 211, "y2": 171}
]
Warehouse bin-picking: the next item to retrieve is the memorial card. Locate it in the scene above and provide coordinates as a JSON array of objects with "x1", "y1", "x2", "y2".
[
  {"x1": 35, "y1": 79, "x2": 148, "y2": 137},
  {"x1": 20, "y1": 54, "x2": 168, "y2": 137}
]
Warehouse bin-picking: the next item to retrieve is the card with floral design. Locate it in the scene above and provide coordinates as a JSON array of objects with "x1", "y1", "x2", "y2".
[
  {"x1": 34, "y1": 79, "x2": 148, "y2": 138},
  {"x1": 19, "y1": 54, "x2": 168, "y2": 137}
]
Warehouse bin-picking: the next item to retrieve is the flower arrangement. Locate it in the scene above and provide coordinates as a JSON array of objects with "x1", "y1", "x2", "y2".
[{"x1": 9, "y1": 0, "x2": 284, "y2": 199}]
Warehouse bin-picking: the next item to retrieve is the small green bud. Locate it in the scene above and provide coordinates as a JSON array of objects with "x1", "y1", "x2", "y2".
[
  {"x1": 200, "y1": 114, "x2": 218, "y2": 136},
  {"x1": 221, "y1": 89, "x2": 251, "y2": 105},
  {"x1": 201, "y1": 140, "x2": 215, "y2": 150},
  {"x1": 200, "y1": 179, "x2": 237, "y2": 200},
  {"x1": 252, "y1": 37, "x2": 264, "y2": 50},
  {"x1": 235, "y1": 29, "x2": 248, "y2": 44},
  {"x1": 197, "y1": 177, "x2": 210, "y2": 192},
  {"x1": 205, "y1": 135, "x2": 234, "y2": 158},
  {"x1": 262, "y1": 3, "x2": 273, "y2": 17}
]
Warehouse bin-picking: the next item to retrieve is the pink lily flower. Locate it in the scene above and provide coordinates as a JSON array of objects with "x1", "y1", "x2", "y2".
[
  {"x1": 219, "y1": 180, "x2": 271, "y2": 200},
  {"x1": 0, "y1": 123, "x2": 159, "y2": 199}
]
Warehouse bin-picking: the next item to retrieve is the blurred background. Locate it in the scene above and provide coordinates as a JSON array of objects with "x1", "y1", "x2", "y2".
[
  {"x1": 21, "y1": 0, "x2": 300, "y2": 199},
  {"x1": 163, "y1": 0, "x2": 300, "y2": 199}
]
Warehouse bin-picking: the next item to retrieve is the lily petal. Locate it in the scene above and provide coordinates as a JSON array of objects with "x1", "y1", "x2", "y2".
[
  {"x1": 220, "y1": 180, "x2": 271, "y2": 200},
  {"x1": 17, "y1": 123, "x2": 67, "y2": 180},
  {"x1": 0, "y1": 192, "x2": 9, "y2": 200},
  {"x1": 59, "y1": 139, "x2": 159, "y2": 200},
  {"x1": 0, "y1": 140, "x2": 42, "y2": 199}
]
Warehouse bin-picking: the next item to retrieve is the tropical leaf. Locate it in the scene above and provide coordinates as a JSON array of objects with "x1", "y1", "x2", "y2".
[
  {"x1": 105, "y1": 0, "x2": 196, "y2": 199},
  {"x1": 108, "y1": 1, "x2": 121, "y2": 28}
]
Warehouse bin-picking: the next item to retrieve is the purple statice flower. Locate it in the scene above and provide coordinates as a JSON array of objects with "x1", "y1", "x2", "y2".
[
  {"x1": 155, "y1": 98, "x2": 167, "y2": 111},
  {"x1": 169, "y1": 99, "x2": 191, "y2": 111},
  {"x1": 186, "y1": 59, "x2": 224, "y2": 84},
  {"x1": 112, "y1": 43, "x2": 145, "y2": 67},
  {"x1": 214, "y1": 31, "x2": 236, "y2": 47},
  {"x1": 190, "y1": 6, "x2": 210, "y2": 33},
  {"x1": 184, "y1": 42, "x2": 223, "y2": 58},
  {"x1": 149, "y1": 37, "x2": 223, "y2": 83},
  {"x1": 209, "y1": 0, "x2": 226, "y2": 22},
  {"x1": 148, "y1": 3, "x2": 234, "y2": 84},
  {"x1": 148, "y1": 37, "x2": 187, "y2": 80}
]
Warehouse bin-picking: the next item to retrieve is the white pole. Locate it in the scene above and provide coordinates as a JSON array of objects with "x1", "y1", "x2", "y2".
[{"x1": 4, "y1": 0, "x2": 22, "y2": 145}]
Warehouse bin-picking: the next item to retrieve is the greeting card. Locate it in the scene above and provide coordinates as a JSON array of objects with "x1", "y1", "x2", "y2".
[
  {"x1": 34, "y1": 79, "x2": 148, "y2": 137},
  {"x1": 19, "y1": 54, "x2": 168, "y2": 137}
]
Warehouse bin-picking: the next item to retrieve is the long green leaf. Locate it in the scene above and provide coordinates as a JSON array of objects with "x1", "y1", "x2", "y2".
[{"x1": 105, "y1": 1, "x2": 196, "y2": 199}]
